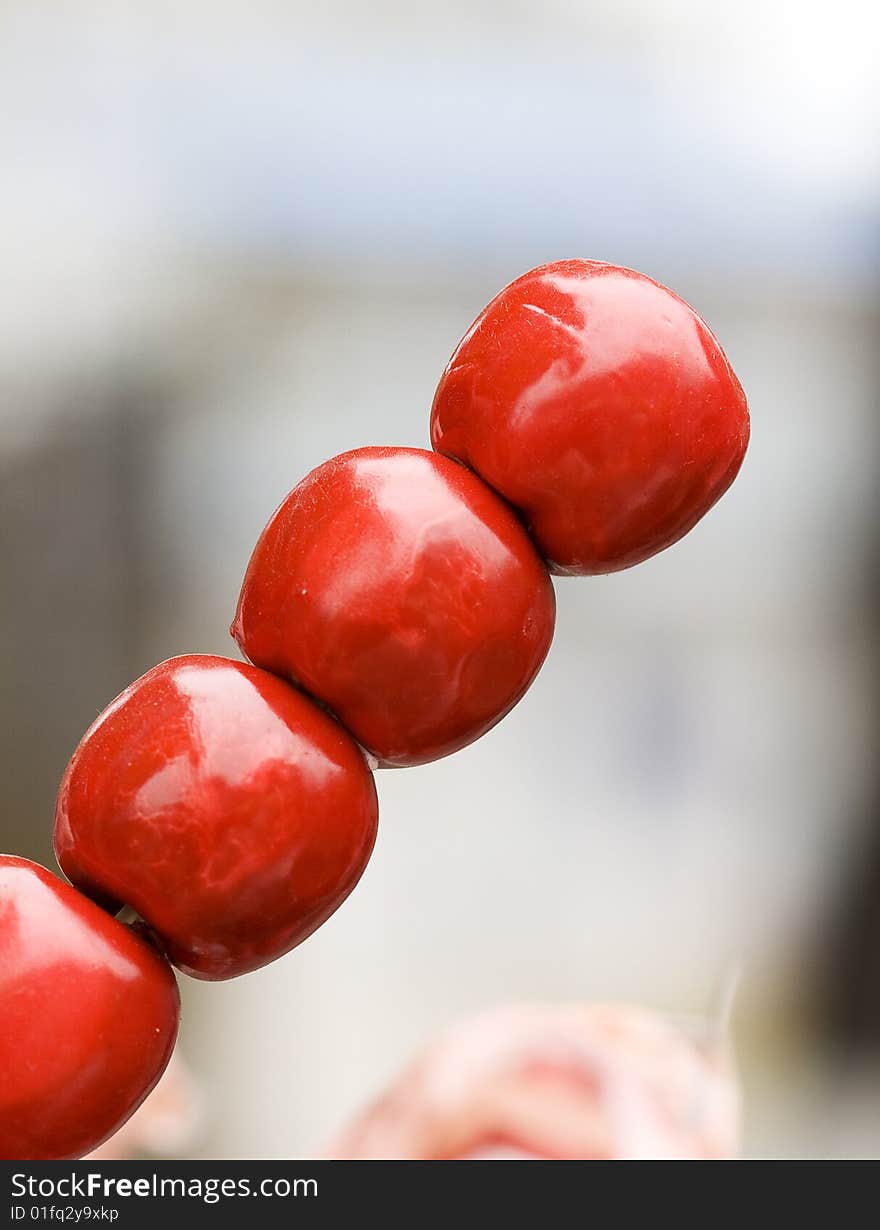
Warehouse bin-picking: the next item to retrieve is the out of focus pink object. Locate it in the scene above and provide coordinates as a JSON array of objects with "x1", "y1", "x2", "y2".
[
  {"x1": 86, "y1": 1053, "x2": 202, "y2": 1160},
  {"x1": 322, "y1": 1003, "x2": 740, "y2": 1160}
]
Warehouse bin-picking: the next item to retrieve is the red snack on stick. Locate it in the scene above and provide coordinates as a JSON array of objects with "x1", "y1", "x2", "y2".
[
  {"x1": 54, "y1": 655, "x2": 378, "y2": 980},
  {"x1": 0, "y1": 856, "x2": 179, "y2": 1160},
  {"x1": 232, "y1": 447, "x2": 556, "y2": 767},
  {"x1": 431, "y1": 260, "x2": 749, "y2": 575}
]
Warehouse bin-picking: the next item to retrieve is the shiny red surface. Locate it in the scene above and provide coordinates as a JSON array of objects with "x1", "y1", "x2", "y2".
[
  {"x1": 54, "y1": 655, "x2": 378, "y2": 980},
  {"x1": 431, "y1": 260, "x2": 750, "y2": 575},
  {"x1": 0, "y1": 856, "x2": 179, "y2": 1161},
  {"x1": 232, "y1": 447, "x2": 556, "y2": 768}
]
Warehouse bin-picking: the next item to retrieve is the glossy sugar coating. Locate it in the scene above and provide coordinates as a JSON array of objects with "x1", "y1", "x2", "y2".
[
  {"x1": 431, "y1": 260, "x2": 750, "y2": 575},
  {"x1": 54, "y1": 655, "x2": 378, "y2": 979},
  {"x1": 232, "y1": 447, "x2": 556, "y2": 767},
  {"x1": 0, "y1": 856, "x2": 179, "y2": 1160}
]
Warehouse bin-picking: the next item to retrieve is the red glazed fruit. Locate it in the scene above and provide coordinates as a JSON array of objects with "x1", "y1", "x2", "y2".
[
  {"x1": 54, "y1": 655, "x2": 378, "y2": 980},
  {"x1": 0, "y1": 856, "x2": 179, "y2": 1160},
  {"x1": 431, "y1": 260, "x2": 750, "y2": 575},
  {"x1": 232, "y1": 447, "x2": 556, "y2": 768}
]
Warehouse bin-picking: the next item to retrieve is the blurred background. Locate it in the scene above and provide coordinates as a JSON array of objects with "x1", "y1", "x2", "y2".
[{"x1": 2, "y1": 0, "x2": 878, "y2": 1159}]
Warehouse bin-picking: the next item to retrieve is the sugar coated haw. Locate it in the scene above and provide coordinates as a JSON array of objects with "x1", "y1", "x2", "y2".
[
  {"x1": 3, "y1": 257, "x2": 750, "y2": 1162},
  {"x1": 54, "y1": 655, "x2": 378, "y2": 980},
  {"x1": 232, "y1": 446, "x2": 556, "y2": 767},
  {"x1": 431, "y1": 260, "x2": 750, "y2": 575},
  {"x1": 0, "y1": 856, "x2": 179, "y2": 1160}
]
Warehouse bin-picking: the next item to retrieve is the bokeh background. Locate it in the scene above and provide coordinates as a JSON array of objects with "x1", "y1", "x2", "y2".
[{"x1": 2, "y1": 0, "x2": 878, "y2": 1159}]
